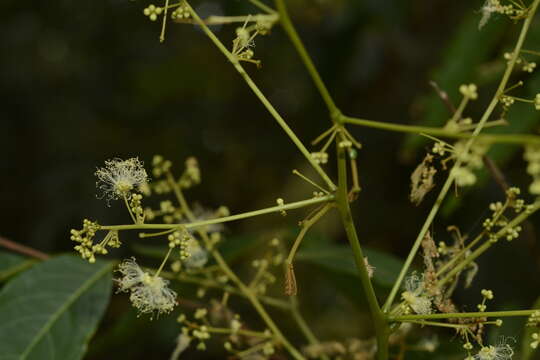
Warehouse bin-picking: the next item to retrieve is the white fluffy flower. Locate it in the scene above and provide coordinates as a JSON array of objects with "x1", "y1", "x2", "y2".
[
  {"x1": 95, "y1": 158, "x2": 148, "y2": 202},
  {"x1": 116, "y1": 258, "x2": 177, "y2": 317}
]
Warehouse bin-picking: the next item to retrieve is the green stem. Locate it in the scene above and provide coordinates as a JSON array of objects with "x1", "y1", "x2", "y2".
[
  {"x1": 161, "y1": 271, "x2": 291, "y2": 309},
  {"x1": 286, "y1": 204, "x2": 332, "y2": 264},
  {"x1": 196, "y1": 325, "x2": 272, "y2": 338},
  {"x1": 435, "y1": 200, "x2": 510, "y2": 277},
  {"x1": 400, "y1": 320, "x2": 469, "y2": 329},
  {"x1": 154, "y1": 247, "x2": 173, "y2": 277},
  {"x1": 449, "y1": 96, "x2": 469, "y2": 124},
  {"x1": 185, "y1": 1, "x2": 336, "y2": 191},
  {"x1": 274, "y1": 0, "x2": 339, "y2": 119},
  {"x1": 123, "y1": 195, "x2": 137, "y2": 223},
  {"x1": 335, "y1": 143, "x2": 389, "y2": 360},
  {"x1": 342, "y1": 115, "x2": 540, "y2": 145},
  {"x1": 101, "y1": 195, "x2": 334, "y2": 231},
  {"x1": 383, "y1": 0, "x2": 540, "y2": 312},
  {"x1": 390, "y1": 309, "x2": 538, "y2": 322}
]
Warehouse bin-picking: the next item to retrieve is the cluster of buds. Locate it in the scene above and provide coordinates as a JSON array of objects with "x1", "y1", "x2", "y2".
[
  {"x1": 130, "y1": 193, "x2": 145, "y2": 224},
  {"x1": 71, "y1": 220, "x2": 121, "y2": 263},
  {"x1": 179, "y1": 157, "x2": 201, "y2": 188},
  {"x1": 311, "y1": 151, "x2": 329, "y2": 164},
  {"x1": 459, "y1": 83, "x2": 478, "y2": 100},
  {"x1": 504, "y1": 52, "x2": 537, "y2": 73},
  {"x1": 451, "y1": 140, "x2": 489, "y2": 187},
  {"x1": 143, "y1": 4, "x2": 163, "y2": 22},
  {"x1": 525, "y1": 144, "x2": 540, "y2": 194},
  {"x1": 477, "y1": 289, "x2": 494, "y2": 312},
  {"x1": 152, "y1": 155, "x2": 172, "y2": 178},
  {"x1": 171, "y1": 2, "x2": 190, "y2": 20},
  {"x1": 480, "y1": 0, "x2": 528, "y2": 29},
  {"x1": 482, "y1": 188, "x2": 529, "y2": 243}
]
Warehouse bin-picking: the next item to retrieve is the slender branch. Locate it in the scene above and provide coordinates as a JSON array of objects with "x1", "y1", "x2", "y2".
[
  {"x1": 102, "y1": 195, "x2": 334, "y2": 232},
  {"x1": 286, "y1": 204, "x2": 332, "y2": 265},
  {"x1": 0, "y1": 236, "x2": 49, "y2": 260},
  {"x1": 209, "y1": 326, "x2": 271, "y2": 338},
  {"x1": 483, "y1": 155, "x2": 510, "y2": 192},
  {"x1": 184, "y1": 1, "x2": 336, "y2": 191},
  {"x1": 383, "y1": 0, "x2": 540, "y2": 312},
  {"x1": 390, "y1": 309, "x2": 539, "y2": 322},
  {"x1": 400, "y1": 320, "x2": 469, "y2": 329},
  {"x1": 429, "y1": 80, "x2": 456, "y2": 114},
  {"x1": 335, "y1": 143, "x2": 389, "y2": 360},
  {"x1": 342, "y1": 115, "x2": 540, "y2": 145},
  {"x1": 274, "y1": 0, "x2": 339, "y2": 119},
  {"x1": 438, "y1": 201, "x2": 540, "y2": 286},
  {"x1": 174, "y1": 14, "x2": 278, "y2": 25}
]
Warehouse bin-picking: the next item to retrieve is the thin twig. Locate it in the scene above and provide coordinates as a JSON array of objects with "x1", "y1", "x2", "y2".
[
  {"x1": 0, "y1": 236, "x2": 49, "y2": 260},
  {"x1": 429, "y1": 80, "x2": 456, "y2": 114}
]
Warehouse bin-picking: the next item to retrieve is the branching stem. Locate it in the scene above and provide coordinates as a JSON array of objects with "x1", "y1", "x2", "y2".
[{"x1": 383, "y1": 0, "x2": 540, "y2": 312}]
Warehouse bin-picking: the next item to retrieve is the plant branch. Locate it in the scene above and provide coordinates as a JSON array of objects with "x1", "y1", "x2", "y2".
[
  {"x1": 102, "y1": 194, "x2": 334, "y2": 232},
  {"x1": 342, "y1": 115, "x2": 540, "y2": 145},
  {"x1": 335, "y1": 143, "x2": 389, "y2": 360},
  {"x1": 383, "y1": 0, "x2": 540, "y2": 312},
  {"x1": 0, "y1": 236, "x2": 49, "y2": 260},
  {"x1": 184, "y1": 1, "x2": 336, "y2": 191},
  {"x1": 438, "y1": 201, "x2": 540, "y2": 286},
  {"x1": 390, "y1": 309, "x2": 539, "y2": 322}
]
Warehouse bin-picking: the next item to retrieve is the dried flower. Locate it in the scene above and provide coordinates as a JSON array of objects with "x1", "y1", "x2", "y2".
[{"x1": 401, "y1": 273, "x2": 432, "y2": 315}]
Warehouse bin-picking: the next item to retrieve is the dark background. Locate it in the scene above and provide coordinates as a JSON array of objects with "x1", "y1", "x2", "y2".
[{"x1": 2, "y1": 0, "x2": 540, "y2": 358}]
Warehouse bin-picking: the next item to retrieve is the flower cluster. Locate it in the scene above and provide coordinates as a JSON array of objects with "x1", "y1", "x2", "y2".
[
  {"x1": 525, "y1": 145, "x2": 540, "y2": 194},
  {"x1": 479, "y1": 0, "x2": 527, "y2": 29},
  {"x1": 95, "y1": 158, "x2": 148, "y2": 202},
  {"x1": 143, "y1": 4, "x2": 163, "y2": 22},
  {"x1": 71, "y1": 220, "x2": 121, "y2": 263}
]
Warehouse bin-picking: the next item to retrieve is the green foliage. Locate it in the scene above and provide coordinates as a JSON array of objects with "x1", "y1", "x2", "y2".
[{"x1": 0, "y1": 255, "x2": 112, "y2": 360}]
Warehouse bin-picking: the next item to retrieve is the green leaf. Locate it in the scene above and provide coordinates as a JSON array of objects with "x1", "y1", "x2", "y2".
[
  {"x1": 0, "y1": 251, "x2": 37, "y2": 282},
  {"x1": 521, "y1": 297, "x2": 540, "y2": 359},
  {"x1": 296, "y1": 243, "x2": 404, "y2": 288},
  {"x1": 0, "y1": 254, "x2": 113, "y2": 360}
]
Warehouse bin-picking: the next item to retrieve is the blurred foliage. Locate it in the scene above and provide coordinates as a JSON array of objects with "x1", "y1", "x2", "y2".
[{"x1": 2, "y1": 0, "x2": 540, "y2": 359}]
